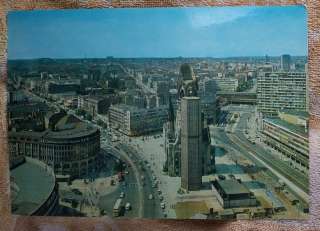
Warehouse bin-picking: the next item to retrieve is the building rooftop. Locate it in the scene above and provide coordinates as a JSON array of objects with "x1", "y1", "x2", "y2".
[
  {"x1": 263, "y1": 117, "x2": 308, "y2": 138},
  {"x1": 8, "y1": 102, "x2": 48, "y2": 113},
  {"x1": 11, "y1": 158, "x2": 55, "y2": 215},
  {"x1": 217, "y1": 179, "x2": 251, "y2": 195},
  {"x1": 279, "y1": 109, "x2": 309, "y2": 120},
  {"x1": 9, "y1": 122, "x2": 98, "y2": 141},
  {"x1": 110, "y1": 104, "x2": 168, "y2": 113},
  {"x1": 47, "y1": 123, "x2": 99, "y2": 139},
  {"x1": 182, "y1": 96, "x2": 200, "y2": 100}
]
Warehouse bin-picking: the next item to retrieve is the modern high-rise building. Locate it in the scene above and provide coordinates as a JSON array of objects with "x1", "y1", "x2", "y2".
[
  {"x1": 280, "y1": 54, "x2": 291, "y2": 71},
  {"x1": 180, "y1": 96, "x2": 202, "y2": 191},
  {"x1": 257, "y1": 72, "x2": 307, "y2": 116},
  {"x1": 154, "y1": 81, "x2": 170, "y2": 106},
  {"x1": 198, "y1": 78, "x2": 217, "y2": 124}
]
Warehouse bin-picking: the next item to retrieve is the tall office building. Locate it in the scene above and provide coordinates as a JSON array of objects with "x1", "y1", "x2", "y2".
[
  {"x1": 198, "y1": 78, "x2": 217, "y2": 123},
  {"x1": 280, "y1": 54, "x2": 291, "y2": 71},
  {"x1": 181, "y1": 96, "x2": 202, "y2": 191},
  {"x1": 257, "y1": 72, "x2": 307, "y2": 116}
]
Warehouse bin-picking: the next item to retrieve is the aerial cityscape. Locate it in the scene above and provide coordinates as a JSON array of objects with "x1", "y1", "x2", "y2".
[{"x1": 7, "y1": 6, "x2": 308, "y2": 219}]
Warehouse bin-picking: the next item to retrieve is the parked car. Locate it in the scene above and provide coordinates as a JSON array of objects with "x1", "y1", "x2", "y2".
[
  {"x1": 125, "y1": 202, "x2": 131, "y2": 211},
  {"x1": 120, "y1": 192, "x2": 125, "y2": 198}
]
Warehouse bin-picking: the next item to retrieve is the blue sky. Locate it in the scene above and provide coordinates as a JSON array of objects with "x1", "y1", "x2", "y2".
[{"x1": 8, "y1": 6, "x2": 307, "y2": 59}]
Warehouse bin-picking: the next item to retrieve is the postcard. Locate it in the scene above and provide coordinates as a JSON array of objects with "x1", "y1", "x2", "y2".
[{"x1": 7, "y1": 6, "x2": 308, "y2": 219}]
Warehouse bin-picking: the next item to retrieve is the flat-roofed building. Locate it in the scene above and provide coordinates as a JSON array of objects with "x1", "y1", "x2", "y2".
[
  {"x1": 212, "y1": 77, "x2": 239, "y2": 92},
  {"x1": 78, "y1": 95, "x2": 113, "y2": 118},
  {"x1": 280, "y1": 54, "x2": 291, "y2": 71},
  {"x1": 211, "y1": 179, "x2": 257, "y2": 209},
  {"x1": 262, "y1": 110, "x2": 309, "y2": 171},
  {"x1": 10, "y1": 157, "x2": 59, "y2": 215},
  {"x1": 108, "y1": 104, "x2": 168, "y2": 136}
]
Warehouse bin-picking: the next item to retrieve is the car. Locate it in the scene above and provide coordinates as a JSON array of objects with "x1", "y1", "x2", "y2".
[
  {"x1": 218, "y1": 175, "x2": 226, "y2": 180},
  {"x1": 157, "y1": 189, "x2": 162, "y2": 194},
  {"x1": 159, "y1": 195, "x2": 164, "y2": 201},
  {"x1": 160, "y1": 202, "x2": 165, "y2": 209},
  {"x1": 71, "y1": 188, "x2": 82, "y2": 195},
  {"x1": 125, "y1": 202, "x2": 131, "y2": 211},
  {"x1": 120, "y1": 192, "x2": 125, "y2": 198},
  {"x1": 148, "y1": 194, "x2": 153, "y2": 200},
  {"x1": 228, "y1": 174, "x2": 235, "y2": 180}
]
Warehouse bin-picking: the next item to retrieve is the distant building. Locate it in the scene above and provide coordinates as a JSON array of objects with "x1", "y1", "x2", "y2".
[
  {"x1": 108, "y1": 104, "x2": 168, "y2": 136},
  {"x1": 124, "y1": 78, "x2": 136, "y2": 89},
  {"x1": 181, "y1": 97, "x2": 203, "y2": 191},
  {"x1": 78, "y1": 95, "x2": 113, "y2": 118},
  {"x1": 280, "y1": 54, "x2": 291, "y2": 71},
  {"x1": 212, "y1": 77, "x2": 239, "y2": 92},
  {"x1": 7, "y1": 102, "x2": 49, "y2": 132},
  {"x1": 198, "y1": 78, "x2": 217, "y2": 124},
  {"x1": 262, "y1": 110, "x2": 309, "y2": 171},
  {"x1": 257, "y1": 72, "x2": 307, "y2": 116},
  {"x1": 154, "y1": 81, "x2": 170, "y2": 106},
  {"x1": 146, "y1": 94, "x2": 157, "y2": 109},
  {"x1": 7, "y1": 90, "x2": 28, "y2": 104},
  {"x1": 212, "y1": 180, "x2": 257, "y2": 209},
  {"x1": 120, "y1": 90, "x2": 146, "y2": 108},
  {"x1": 45, "y1": 82, "x2": 80, "y2": 98}
]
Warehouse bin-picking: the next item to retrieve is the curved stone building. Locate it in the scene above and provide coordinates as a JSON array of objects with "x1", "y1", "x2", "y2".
[{"x1": 9, "y1": 113, "x2": 100, "y2": 179}]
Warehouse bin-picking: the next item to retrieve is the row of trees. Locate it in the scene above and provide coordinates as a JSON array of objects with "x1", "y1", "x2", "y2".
[{"x1": 75, "y1": 109, "x2": 108, "y2": 128}]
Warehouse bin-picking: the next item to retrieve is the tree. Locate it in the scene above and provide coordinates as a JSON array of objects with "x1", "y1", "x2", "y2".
[
  {"x1": 85, "y1": 113, "x2": 93, "y2": 121},
  {"x1": 75, "y1": 109, "x2": 86, "y2": 116}
]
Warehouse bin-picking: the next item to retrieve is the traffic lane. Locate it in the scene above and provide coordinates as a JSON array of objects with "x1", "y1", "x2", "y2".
[
  {"x1": 100, "y1": 147, "x2": 142, "y2": 218},
  {"x1": 229, "y1": 133, "x2": 309, "y2": 203},
  {"x1": 217, "y1": 116, "x2": 309, "y2": 197},
  {"x1": 119, "y1": 144, "x2": 163, "y2": 218},
  {"x1": 120, "y1": 144, "x2": 161, "y2": 218},
  {"x1": 234, "y1": 131, "x2": 309, "y2": 192},
  {"x1": 119, "y1": 169, "x2": 141, "y2": 218},
  {"x1": 112, "y1": 144, "x2": 161, "y2": 218}
]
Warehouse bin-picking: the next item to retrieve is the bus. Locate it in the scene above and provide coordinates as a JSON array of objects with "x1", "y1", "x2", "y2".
[{"x1": 113, "y1": 198, "x2": 123, "y2": 217}]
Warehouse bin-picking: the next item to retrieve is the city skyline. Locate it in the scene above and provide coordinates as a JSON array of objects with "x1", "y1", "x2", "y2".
[{"x1": 8, "y1": 6, "x2": 307, "y2": 59}]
